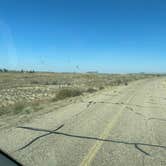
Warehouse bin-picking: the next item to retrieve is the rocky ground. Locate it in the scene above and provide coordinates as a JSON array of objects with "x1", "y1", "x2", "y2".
[{"x1": 0, "y1": 72, "x2": 155, "y2": 112}]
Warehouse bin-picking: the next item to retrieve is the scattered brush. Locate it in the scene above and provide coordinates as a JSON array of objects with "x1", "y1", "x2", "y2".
[
  {"x1": 87, "y1": 88, "x2": 97, "y2": 93},
  {"x1": 99, "y1": 86, "x2": 104, "y2": 90},
  {"x1": 0, "y1": 102, "x2": 26, "y2": 116},
  {"x1": 124, "y1": 82, "x2": 128, "y2": 86},
  {"x1": 0, "y1": 106, "x2": 8, "y2": 116},
  {"x1": 0, "y1": 100, "x2": 42, "y2": 116},
  {"x1": 54, "y1": 88, "x2": 82, "y2": 101},
  {"x1": 31, "y1": 80, "x2": 39, "y2": 84},
  {"x1": 12, "y1": 102, "x2": 26, "y2": 114}
]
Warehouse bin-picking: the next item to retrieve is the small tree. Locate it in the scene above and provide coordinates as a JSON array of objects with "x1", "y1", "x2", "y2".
[
  {"x1": 29, "y1": 70, "x2": 35, "y2": 73},
  {"x1": 3, "y1": 68, "x2": 8, "y2": 72}
]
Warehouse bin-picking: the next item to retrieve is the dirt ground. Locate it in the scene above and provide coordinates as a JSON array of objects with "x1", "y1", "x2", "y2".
[{"x1": 0, "y1": 72, "x2": 152, "y2": 109}]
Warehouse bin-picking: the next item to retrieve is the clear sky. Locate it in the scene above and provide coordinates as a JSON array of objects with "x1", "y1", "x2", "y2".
[{"x1": 0, "y1": 0, "x2": 166, "y2": 73}]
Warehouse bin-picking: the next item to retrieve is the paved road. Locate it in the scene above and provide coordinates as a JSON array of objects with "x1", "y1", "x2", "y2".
[{"x1": 0, "y1": 78, "x2": 166, "y2": 166}]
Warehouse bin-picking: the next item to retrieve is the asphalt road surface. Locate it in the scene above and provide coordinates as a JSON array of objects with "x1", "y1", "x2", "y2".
[{"x1": 0, "y1": 78, "x2": 166, "y2": 166}]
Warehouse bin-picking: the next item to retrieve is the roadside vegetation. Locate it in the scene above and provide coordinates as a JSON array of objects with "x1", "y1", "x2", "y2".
[
  {"x1": 86, "y1": 88, "x2": 97, "y2": 93},
  {"x1": 53, "y1": 88, "x2": 83, "y2": 101},
  {"x1": 0, "y1": 100, "x2": 42, "y2": 116},
  {"x1": 0, "y1": 71, "x2": 161, "y2": 116}
]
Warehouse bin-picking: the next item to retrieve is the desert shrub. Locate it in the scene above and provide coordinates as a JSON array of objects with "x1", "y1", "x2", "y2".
[
  {"x1": 124, "y1": 82, "x2": 128, "y2": 86},
  {"x1": 12, "y1": 102, "x2": 26, "y2": 114},
  {"x1": 0, "y1": 107, "x2": 8, "y2": 116},
  {"x1": 87, "y1": 88, "x2": 97, "y2": 93},
  {"x1": 3, "y1": 68, "x2": 8, "y2": 72},
  {"x1": 52, "y1": 81, "x2": 58, "y2": 85},
  {"x1": 0, "y1": 100, "x2": 42, "y2": 116},
  {"x1": 31, "y1": 80, "x2": 39, "y2": 84},
  {"x1": 0, "y1": 102, "x2": 26, "y2": 116},
  {"x1": 55, "y1": 88, "x2": 82, "y2": 100},
  {"x1": 29, "y1": 70, "x2": 35, "y2": 73},
  {"x1": 116, "y1": 79, "x2": 122, "y2": 85},
  {"x1": 99, "y1": 86, "x2": 104, "y2": 90},
  {"x1": 67, "y1": 82, "x2": 71, "y2": 86},
  {"x1": 44, "y1": 81, "x2": 50, "y2": 85}
]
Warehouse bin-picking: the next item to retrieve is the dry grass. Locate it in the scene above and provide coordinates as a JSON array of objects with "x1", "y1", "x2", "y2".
[
  {"x1": 0, "y1": 102, "x2": 26, "y2": 116},
  {"x1": 99, "y1": 86, "x2": 104, "y2": 90},
  {"x1": 0, "y1": 100, "x2": 42, "y2": 116},
  {"x1": 0, "y1": 72, "x2": 156, "y2": 115},
  {"x1": 86, "y1": 88, "x2": 97, "y2": 93},
  {"x1": 53, "y1": 88, "x2": 83, "y2": 101}
]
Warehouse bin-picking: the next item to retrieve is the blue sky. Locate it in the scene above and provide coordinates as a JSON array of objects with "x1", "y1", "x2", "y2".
[{"x1": 0, "y1": 0, "x2": 166, "y2": 73}]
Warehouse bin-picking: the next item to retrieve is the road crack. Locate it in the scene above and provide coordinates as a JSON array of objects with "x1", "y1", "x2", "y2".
[{"x1": 17, "y1": 125, "x2": 166, "y2": 157}]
